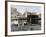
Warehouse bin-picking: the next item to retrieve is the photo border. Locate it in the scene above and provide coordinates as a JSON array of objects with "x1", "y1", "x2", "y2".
[{"x1": 5, "y1": 1, "x2": 45, "y2": 36}]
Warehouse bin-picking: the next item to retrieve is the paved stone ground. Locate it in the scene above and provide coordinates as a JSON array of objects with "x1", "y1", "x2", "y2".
[{"x1": 11, "y1": 24, "x2": 41, "y2": 31}]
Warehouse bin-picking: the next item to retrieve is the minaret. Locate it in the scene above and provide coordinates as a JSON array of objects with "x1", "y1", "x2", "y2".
[
  {"x1": 25, "y1": 8, "x2": 28, "y2": 17},
  {"x1": 25, "y1": 8, "x2": 28, "y2": 13}
]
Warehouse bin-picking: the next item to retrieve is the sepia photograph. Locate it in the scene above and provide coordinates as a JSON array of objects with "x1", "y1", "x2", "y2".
[{"x1": 7, "y1": 2, "x2": 45, "y2": 35}]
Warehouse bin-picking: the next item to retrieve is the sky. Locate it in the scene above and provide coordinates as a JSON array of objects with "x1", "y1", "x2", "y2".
[{"x1": 12, "y1": 5, "x2": 41, "y2": 14}]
